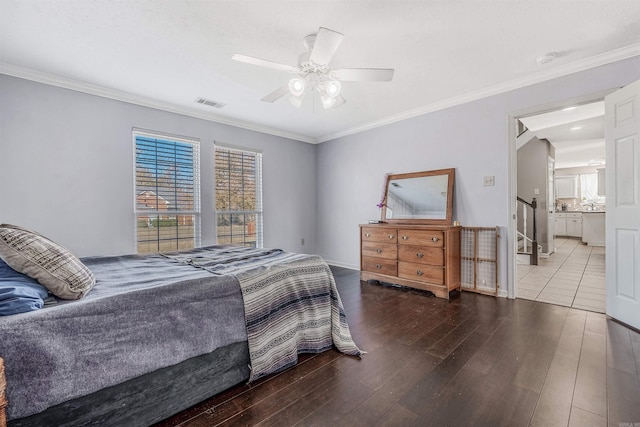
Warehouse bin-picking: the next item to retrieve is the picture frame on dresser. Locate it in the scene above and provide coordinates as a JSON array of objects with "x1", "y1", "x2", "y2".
[{"x1": 360, "y1": 168, "x2": 461, "y2": 299}]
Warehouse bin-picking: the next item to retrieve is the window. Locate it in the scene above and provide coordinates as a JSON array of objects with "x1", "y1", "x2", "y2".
[
  {"x1": 579, "y1": 173, "x2": 605, "y2": 204},
  {"x1": 215, "y1": 146, "x2": 263, "y2": 248},
  {"x1": 134, "y1": 131, "x2": 200, "y2": 253}
]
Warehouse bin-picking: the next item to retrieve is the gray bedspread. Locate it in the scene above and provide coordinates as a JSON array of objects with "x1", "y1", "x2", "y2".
[
  {"x1": 165, "y1": 246, "x2": 363, "y2": 381},
  {"x1": 0, "y1": 253, "x2": 247, "y2": 420},
  {"x1": 0, "y1": 246, "x2": 362, "y2": 422}
]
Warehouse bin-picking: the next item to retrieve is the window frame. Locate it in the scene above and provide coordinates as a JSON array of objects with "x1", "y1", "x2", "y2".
[
  {"x1": 214, "y1": 143, "x2": 263, "y2": 248},
  {"x1": 133, "y1": 129, "x2": 201, "y2": 253}
]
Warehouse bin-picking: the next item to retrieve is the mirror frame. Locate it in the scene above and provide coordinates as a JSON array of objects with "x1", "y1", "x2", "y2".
[{"x1": 380, "y1": 168, "x2": 455, "y2": 225}]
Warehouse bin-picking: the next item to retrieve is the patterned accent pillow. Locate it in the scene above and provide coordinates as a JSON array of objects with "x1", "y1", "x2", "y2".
[{"x1": 0, "y1": 224, "x2": 95, "y2": 300}]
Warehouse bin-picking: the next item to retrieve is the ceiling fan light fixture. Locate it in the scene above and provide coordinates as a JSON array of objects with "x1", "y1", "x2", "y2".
[
  {"x1": 289, "y1": 94, "x2": 304, "y2": 108},
  {"x1": 233, "y1": 27, "x2": 394, "y2": 109},
  {"x1": 320, "y1": 93, "x2": 337, "y2": 109},
  {"x1": 325, "y1": 80, "x2": 341, "y2": 97},
  {"x1": 288, "y1": 78, "x2": 306, "y2": 96}
]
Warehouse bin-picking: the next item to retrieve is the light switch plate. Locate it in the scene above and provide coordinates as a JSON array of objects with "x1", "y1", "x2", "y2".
[{"x1": 484, "y1": 176, "x2": 495, "y2": 186}]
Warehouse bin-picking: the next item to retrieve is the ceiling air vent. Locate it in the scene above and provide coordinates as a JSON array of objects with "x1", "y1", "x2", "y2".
[{"x1": 195, "y1": 97, "x2": 226, "y2": 109}]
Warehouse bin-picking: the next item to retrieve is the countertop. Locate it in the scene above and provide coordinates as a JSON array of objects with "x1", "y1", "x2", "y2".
[{"x1": 556, "y1": 209, "x2": 605, "y2": 214}]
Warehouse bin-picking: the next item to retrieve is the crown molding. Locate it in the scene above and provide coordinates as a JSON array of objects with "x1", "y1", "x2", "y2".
[
  {"x1": 2, "y1": 43, "x2": 638, "y2": 146},
  {"x1": 315, "y1": 44, "x2": 640, "y2": 143},
  {"x1": 0, "y1": 62, "x2": 315, "y2": 144}
]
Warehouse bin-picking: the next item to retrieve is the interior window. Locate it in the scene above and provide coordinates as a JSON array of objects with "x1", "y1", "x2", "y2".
[{"x1": 579, "y1": 173, "x2": 604, "y2": 204}]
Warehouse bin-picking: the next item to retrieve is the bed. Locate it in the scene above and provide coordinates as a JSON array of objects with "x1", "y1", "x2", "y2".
[{"x1": 0, "y1": 240, "x2": 362, "y2": 427}]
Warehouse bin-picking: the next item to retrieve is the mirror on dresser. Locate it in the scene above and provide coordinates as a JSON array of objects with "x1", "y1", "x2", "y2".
[{"x1": 381, "y1": 168, "x2": 455, "y2": 225}]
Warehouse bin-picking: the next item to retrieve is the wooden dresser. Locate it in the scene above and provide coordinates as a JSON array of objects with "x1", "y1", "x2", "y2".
[{"x1": 360, "y1": 224, "x2": 461, "y2": 299}]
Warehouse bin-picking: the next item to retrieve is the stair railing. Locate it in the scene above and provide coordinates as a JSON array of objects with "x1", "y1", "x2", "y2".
[{"x1": 516, "y1": 196, "x2": 538, "y2": 265}]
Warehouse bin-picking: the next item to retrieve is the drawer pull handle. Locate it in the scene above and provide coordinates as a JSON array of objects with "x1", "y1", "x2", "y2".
[
  {"x1": 402, "y1": 235, "x2": 409, "y2": 240},
  {"x1": 375, "y1": 264, "x2": 382, "y2": 269},
  {"x1": 416, "y1": 252, "x2": 424, "y2": 258},
  {"x1": 431, "y1": 236, "x2": 440, "y2": 242},
  {"x1": 416, "y1": 270, "x2": 424, "y2": 276},
  {"x1": 365, "y1": 233, "x2": 371, "y2": 238},
  {"x1": 376, "y1": 248, "x2": 383, "y2": 254},
  {"x1": 389, "y1": 234, "x2": 395, "y2": 240}
]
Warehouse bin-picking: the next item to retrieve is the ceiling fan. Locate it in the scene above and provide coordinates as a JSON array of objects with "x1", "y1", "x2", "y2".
[{"x1": 232, "y1": 27, "x2": 395, "y2": 109}]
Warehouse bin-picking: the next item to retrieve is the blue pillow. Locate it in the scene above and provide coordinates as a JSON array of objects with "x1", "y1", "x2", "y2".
[{"x1": 0, "y1": 258, "x2": 49, "y2": 315}]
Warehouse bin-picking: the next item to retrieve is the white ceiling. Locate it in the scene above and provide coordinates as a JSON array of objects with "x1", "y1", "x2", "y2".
[
  {"x1": 520, "y1": 101, "x2": 606, "y2": 169},
  {"x1": 1, "y1": 1, "x2": 639, "y2": 144}
]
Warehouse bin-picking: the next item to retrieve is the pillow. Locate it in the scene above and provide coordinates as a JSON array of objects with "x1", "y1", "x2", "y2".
[
  {"x1": 0, "y1": 258, "x2": 49, "y2": 315},
  {"x1": 0, "y1": 224, "x2": 95, "y2": 300}
]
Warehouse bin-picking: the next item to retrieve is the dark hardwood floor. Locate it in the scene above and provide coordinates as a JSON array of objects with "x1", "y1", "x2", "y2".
[{"x1": 155, "y1": 266, "x2": 640, "y2": 427}]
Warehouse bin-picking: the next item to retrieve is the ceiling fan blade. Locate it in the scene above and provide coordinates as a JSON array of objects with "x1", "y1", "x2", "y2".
[
  {"x1": 261, "y1": 85, "x2": 290, "y2": 103},
  {"x1": 335, "y1": 68, "x2": 395, "y2": 81},
  {"x1": 232, "y1": 54, "x2": 299, "y2": 73},
  {"x1": 309, "y1": 27, "x2": 344, "y2": 65}
]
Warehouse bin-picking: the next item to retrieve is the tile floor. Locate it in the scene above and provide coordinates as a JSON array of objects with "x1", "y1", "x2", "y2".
[{"x1": 517, "y1": 237, "x2": 606, "y2": 313}]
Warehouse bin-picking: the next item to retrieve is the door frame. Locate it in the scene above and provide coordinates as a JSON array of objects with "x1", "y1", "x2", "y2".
[{"x1": 507, "y1": 89, "x2": 616, "y2": 299}]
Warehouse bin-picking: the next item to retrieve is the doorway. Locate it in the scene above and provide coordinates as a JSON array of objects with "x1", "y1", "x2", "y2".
[{"x1": 509, "y1": 95, "x2": 609, "y2": 313}]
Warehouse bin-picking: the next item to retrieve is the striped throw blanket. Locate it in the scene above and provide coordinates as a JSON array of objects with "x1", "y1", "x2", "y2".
[{"x1": 164, "y1": 246, "x2": 363, "y2": 382}]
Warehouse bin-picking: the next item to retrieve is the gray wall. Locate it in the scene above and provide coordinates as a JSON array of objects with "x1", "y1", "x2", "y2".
[
  {"x1": 0, "y1": 75, "x2": 317, "y2": 257},
  {"x1": 316, "y1": 57, "x2": 640, "y2": 294},
  {"x1": 517, "y1": 137, "x2": 552, "y2": 253},
  {"x1": 1, "y1": 56, "x2": 639, "y2": 294}
]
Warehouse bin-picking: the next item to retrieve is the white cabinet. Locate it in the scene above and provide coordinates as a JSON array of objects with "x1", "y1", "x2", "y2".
[
  {"x1": 555, "y1": 212, "x2": 582, "y2": 238},
  {"x1": 566, "y1": 213, "x2": 582, "y2": 237},
  {"x1": 555, "y1": 215, "x2": 567, "y2": 236},
  {"x1": 556, "y1": 176, "x2": 578, "y2": 198},
  {"x1": 582, "y1": 212, "x2": 605, "y2": 246}
]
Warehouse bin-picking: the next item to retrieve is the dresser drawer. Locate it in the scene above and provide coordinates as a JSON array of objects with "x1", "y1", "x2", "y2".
[
  {"x1": 398, "y1": 245, "x2": 444, "y2": 266},
  {"x1": 362, "y1": 257, "x2": 398, "y2": 276},
  {"x1": 398, "y1": 262, "x2": 444, "y2": 284},
  {"x1": 362, "y1": 242, "x2": 397, "y2": 260},
  {"x1": 361, "y1": 227, "x2": 397, "y2": 243},
  {"x1": 397, "y1": 230, "x2": 444, "y2": 247}
]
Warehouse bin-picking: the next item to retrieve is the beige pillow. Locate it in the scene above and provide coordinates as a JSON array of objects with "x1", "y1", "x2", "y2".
[{"x1": 0, "y1": 224, "x2": 95, "y2": 300}]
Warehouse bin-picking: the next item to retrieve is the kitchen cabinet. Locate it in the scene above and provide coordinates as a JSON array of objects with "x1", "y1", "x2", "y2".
[
  {"x1": 556, "y1": 176, "x2": 578, "y2": 198},
  {"x1": 566, "y1": 213, "x2": 582, "y2": 237},
  {"x1": 555, "y1": 212, "x2": 582, "y2": 238},
  {"x1": 555, "y1": 215, "x2": 567, "y2": 236},
  {"x1": 582, "y1": 212, "x2": 605, "y2": 246}
]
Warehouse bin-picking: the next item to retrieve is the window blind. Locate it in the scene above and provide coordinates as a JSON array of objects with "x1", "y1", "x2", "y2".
[
  {"x1": 215, "y1": 146, "x2": 263, "y2": 248},
  {"x1": 135, "y1": 132, "x2": 200, "y2": 253}
]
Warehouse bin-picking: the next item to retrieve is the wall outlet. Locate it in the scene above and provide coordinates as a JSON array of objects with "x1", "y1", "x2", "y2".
[
  {"x1": 484, "y1": 176, "x2": 495, "y2": 186},
  {"x1": 534, "y1": 188, "x2": 540, "y2": 195}
]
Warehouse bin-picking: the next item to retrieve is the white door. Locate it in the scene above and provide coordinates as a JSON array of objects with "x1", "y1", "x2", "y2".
[
  {"x1": 547, "y1": 156, "x2": 555, "y2": 254},
  {"x1": 605, "y1": 78, "x2": 640, "y2": 329}
]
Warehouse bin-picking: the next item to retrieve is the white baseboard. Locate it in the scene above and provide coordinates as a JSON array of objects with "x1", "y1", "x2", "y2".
[{"x1": 325, "y1": 260, "x2": 359, "y2": 270}]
